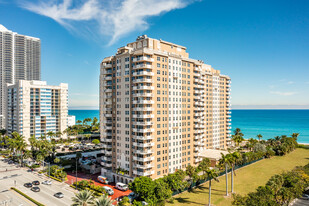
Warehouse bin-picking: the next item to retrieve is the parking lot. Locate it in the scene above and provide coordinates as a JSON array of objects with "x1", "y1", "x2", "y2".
[
  {"x1": 0, "y1": 157, "x2": 75, "y2": 206},
  {"x1": 66, "y1": 172, "x2": 132, "y2": 200}
]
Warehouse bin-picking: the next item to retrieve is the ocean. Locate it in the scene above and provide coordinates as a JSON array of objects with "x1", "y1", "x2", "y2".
[{"x1": 69, "y1": 109, "x2": 309, "y2": 144}]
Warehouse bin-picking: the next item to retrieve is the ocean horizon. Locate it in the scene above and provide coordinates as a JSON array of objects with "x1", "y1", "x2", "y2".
[{"x1": 69, "y1": 109, "x2": 309, "y2": 144}]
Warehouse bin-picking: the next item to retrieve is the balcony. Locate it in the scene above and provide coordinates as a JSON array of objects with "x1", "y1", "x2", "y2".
[
  {"x1": 133, "y1": 142, "x2": 154, "y2": 147},
  {"x1": 133, "y1": 93, "x2": 153, "y2": 97},
  {"x1": 133, "y1": 86, "x2": 154, "y2": 90},
  {"x1": 133, "y1": 149, "x2": 154, "y2": 155},
  {"x1": 101, "y1": 162, "x2": 112, "y2": 167},
  {"x1": 133, "y1": 107, "x2": 154, "y2": 111},
  {"x1": 102, "y1": 93, "x2": 112, "y2": 98},
  {"x1": 133, "y1": 57, "x2": 154, "y2": 62},
  {"x1": 133, "y1": 71, "x2": 154, "y2": 76},
  {"x1": 104, "y1": 76, "x2": 112, "y2": 81},
  {"x1": 133, "y1": 100, "x2": 154, "y2": 104},
  {"x1": 103, "y1": 138, "x2": 112, "y2": 143},
  {"x1": 102, "y1": 120, "x2": 113, "y2": 124},
  {"x1": 103, "y1": 89, "x2": 112, "y2": 93},
  {"x1": 102, "y1": 63, "x2": 112, "y2": 68},
  {"x1": 133, "y1": 121, "x2": 153, "y2": 126},
  {"x1": 102, "y1": 108, "x2": 112, "y2": 112},
  {"x1": 132, "y1": 128, "x2": 154, "y2": 133},
  {"x1": 133, "y1": 170, "x2": 155, "y2": 176},
  {"x1": 103, "y1": 125, "x2": 112, "y2": 130},
  {"x1": 133, "y1": 156, "x2": 154, "y2": 162},
  {"x1": 133, "y1": 163, "x2": 154, "y2": 169},
  {"x1": 133, "y1": 135, "x2": 153, "y2": 140},
  {"x1": 133, "y1": 78, "x2": 153, "y2": 83},
  {"x1": 133, "y1": 114, "x2": 154, "y2": 118},
  {"x1": 103, "y1": 113, "x2": 112, "y2": 117},
  {"x1": 102, "y1": 132, "x2": 112, "y2": 136},
  {"x1": 133, "y1": 64, "x2": 153, "y2": 69}
]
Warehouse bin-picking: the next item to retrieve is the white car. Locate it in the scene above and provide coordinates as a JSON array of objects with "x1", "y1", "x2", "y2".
[
  {"x1": 115, "y1": 182, "x2": 128, "y2": 191},
  {"x1": 42, "y1": 180, "x2": 52, "y2": 185},
  {"x1": 103, "y1": 186, "x2": 114, "y2": 195}
]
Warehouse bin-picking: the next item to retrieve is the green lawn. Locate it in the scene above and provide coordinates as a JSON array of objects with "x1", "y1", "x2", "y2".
[{"x1": 167, "y1": 148, "x2": 309, "y2": 206}]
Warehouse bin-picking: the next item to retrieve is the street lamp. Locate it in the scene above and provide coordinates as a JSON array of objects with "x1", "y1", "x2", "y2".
[{"x1": 75, "y1": 156, "x2": 78, "y2": 189}]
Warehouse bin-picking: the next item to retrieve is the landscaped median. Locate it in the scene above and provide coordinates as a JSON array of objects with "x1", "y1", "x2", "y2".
[{"x1": 11, "y1": 187, "x2": 45, "y2": 206}]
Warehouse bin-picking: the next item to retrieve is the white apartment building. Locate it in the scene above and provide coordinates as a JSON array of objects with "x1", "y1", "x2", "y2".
[
  {"x1": 100, "y1": 35, "x2": 231, "y2": 183},
  {"x1": 68, "y1": 115, "x2": 76, "y2": 127},
  {"x1": 7, "y1": 80, "x2": 68, "y2": 143},
  {"x1": 0, "y1": 25, "x2": 41, "y2": 129}
]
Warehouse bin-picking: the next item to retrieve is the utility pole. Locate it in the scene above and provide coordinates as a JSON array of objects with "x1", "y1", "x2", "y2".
[
  {"x1": 49, "y1": 162, "x2": 50, "y2": 177},
  {"x1": 75, "y1": 156, "x2": 78, "y2": 190}
]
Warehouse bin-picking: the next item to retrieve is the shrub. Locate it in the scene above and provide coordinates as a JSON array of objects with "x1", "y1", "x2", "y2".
[{"x1": 253, "y1": 143, "x2": 266, "y2": 153}]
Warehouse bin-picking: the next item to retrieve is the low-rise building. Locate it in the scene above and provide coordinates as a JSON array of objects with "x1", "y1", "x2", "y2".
[{"x1": 68, "y1": 115, "x2": 76, "y2": 127}]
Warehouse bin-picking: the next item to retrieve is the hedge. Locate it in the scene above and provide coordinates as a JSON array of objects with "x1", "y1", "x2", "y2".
[
  {"x1": 11, "y1": 187, "x2": 45, "y2": 206},
  {"x1": 45, "y1": 174, "x2": 63, "y2": 182},
  {"x1": 70, "y1": 185, "x2": 104, "y2": 197}
]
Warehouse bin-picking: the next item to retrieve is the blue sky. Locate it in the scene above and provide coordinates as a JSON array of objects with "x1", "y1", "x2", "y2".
[{"x1": 0, "y1": 0, "x2": 308, "y2": 109}]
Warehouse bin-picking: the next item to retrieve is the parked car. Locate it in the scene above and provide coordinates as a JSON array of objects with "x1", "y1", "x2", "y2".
[
  {"x1": 54, "y1": 192, "x2": 64, "y2": 198},
  {"x1": 42, "y1": 180, "x2": 52, "y2": 185},
  {"x1": 302, "y1": 194, "x2": 309, "y2": 200},
  {"x1": 24, "y1": 183, "x2": 32, "y2": 188},
  {"x1": 32, "y1": 181, "x2": 40, "y2": 185},
  {"x1": 97, "y1": 176, "x2": 109, "y2": 184},
  {"x1": 103, "y1": 186, "x2": 114, "y2": 195},
  {"x1": 115, "y1": 182, "x2": 128, "y2": 191},
  {"x1": 128, "y1": 192, "x2": 137, "y2": 203},
  {"x1": 31, "y1": 187, "x2": 40, "y2": 192}
]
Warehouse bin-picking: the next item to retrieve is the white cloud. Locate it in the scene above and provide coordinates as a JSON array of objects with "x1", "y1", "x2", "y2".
[
  {"x1": 287, "y1": 81, "x2": 294, "y2": 85},
  {"x1": 19, "y1": 0, "x2": 194, "y2": 44},
  {"x1": 270, "y1": 91, "x2": 297, "y2": 96}
]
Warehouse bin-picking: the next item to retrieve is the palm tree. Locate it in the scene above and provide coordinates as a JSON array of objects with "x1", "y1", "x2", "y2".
[
  {"x1": 234, "y1": 128, "x2": 244, "y2": 137},
  {"x1": 206, "y1": 169, "x2": 219, "y2": 206},
  {"x1": 257, "y1": 134, "x2": 263, "y2": 142},
  {"x1": 198, "y1": 158, "x2": 210, "y2": 178},
  {"x1": 91, "y1": 195, "x2": 114, "y2": 206},
  {"x1": 186, "y1": 165, "x2": 198, "y2": 188},
  {"x1": 71, "y1": 190, "x2": 94, "y2": 206},
  {"x1": 232, "y1": 135, "x2": 244, "y2": 147},
  {"x1": 84, "y1": 134, "x2": 91, "y2": 143},
  {"x1": 219, "y1": 153, "x2": 230, "y2": 196},
  {"x1": 47, "y1": 131, "x2": 55, "y2": 140},
  {"x1": 291, "y1": 133, "x2": 299, "y2": 141},
  {"x1": 229, "y1": 151, "x2": 241, "y2": 194}
]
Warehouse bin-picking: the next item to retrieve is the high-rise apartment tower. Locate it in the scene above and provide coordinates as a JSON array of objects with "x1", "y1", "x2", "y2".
[
  {"x1": 99, "y1": 35, "x2": 231, "y2": 183},
  {"x1": 0, "y1": 25, "x2": 41, "y2": 128}
]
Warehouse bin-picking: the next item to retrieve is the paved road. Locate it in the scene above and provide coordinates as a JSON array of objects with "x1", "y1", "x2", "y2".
[
  {"x1": 292, "y1": 198, "x2": 309, "y2": 206},
  {"x1": 0, "y1": 158, "x2": 75, "y2": 206}
]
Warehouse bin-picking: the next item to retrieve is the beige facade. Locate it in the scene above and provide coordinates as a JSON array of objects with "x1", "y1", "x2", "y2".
[
  {"x1": 100, "y1": 35, "x2": 231, "y2": 182},
  {"x1": 7, "y1": 80, "x2": 68, "y2": 143}
]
